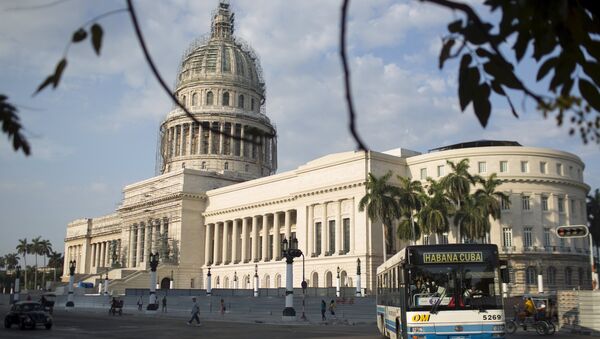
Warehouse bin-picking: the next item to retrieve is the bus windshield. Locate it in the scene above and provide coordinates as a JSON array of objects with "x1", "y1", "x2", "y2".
[{"x1": 407, "y1": 262, "x2": 502, "y2": 311}]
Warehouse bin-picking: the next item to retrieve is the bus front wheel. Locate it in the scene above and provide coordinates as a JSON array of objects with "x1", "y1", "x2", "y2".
[{"x1": 505, "y1": 320, "x2": 517, "y2": 334}]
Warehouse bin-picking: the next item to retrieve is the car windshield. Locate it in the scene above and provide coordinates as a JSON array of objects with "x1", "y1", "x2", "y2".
[
  {"x1": 20, "y1": 303, "x2": 42, "y2": 312},
  {"x1": 407, "y1": 263, "x2": 502, "y2": 311}
]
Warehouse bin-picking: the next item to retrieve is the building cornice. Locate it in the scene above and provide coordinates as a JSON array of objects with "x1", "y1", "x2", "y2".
[{"x1": 119, "y1": 192, "x2": 206, "y2": 212}]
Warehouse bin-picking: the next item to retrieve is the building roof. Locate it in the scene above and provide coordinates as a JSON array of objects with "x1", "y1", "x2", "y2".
[{"x1": 428, "y1": 140, "x2": 522, "y2": 153}]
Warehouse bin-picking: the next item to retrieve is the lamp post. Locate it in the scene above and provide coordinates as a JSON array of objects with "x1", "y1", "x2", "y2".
[
  {"x1": 336, "y1": 266, "x2": 341, "y2": 297},
  {"x1": 103, "y1": 271, "x2": 109, "y2": 295},
  {"x1": 147, "y1": 252, "x2": 159, "y2": 310},
  {"x1": 13, "y1": 265, "x2": 21, "y2": 304},
  {"x1": 66, "y1": 260, "x2": 76, "y2": 307},
  {"x1": 356, "y1": 258, "x2": 362, "y2": 297},
  {"x1": 281, "y1": 236, "x2": 302, "y2": 321},
  {"x1": 536, "y1": 260, "x2": 544, "y2": 294},
  {"x1": 206, "y1": 267, "x2": 212, "y2": 296},
  {"x1": 253, "y1": 264, "x2": 259, "y2": 297},
  {"x1": 300, "y1": 253, "x2": 307, "y2": 321}
]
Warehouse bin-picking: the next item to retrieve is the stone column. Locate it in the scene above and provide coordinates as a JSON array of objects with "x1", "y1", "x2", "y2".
[
  {"x1": 240, "y1": 125, "x2": 245, "y2": 157},
  {"x1": 223, "y1": 220, "x2": 230, "y2": 264},
  {"x1": 91, "y1": 244, "x2": 96, "y2": 268},
  {"x1": 146, "y1": 223, "x2": 153, "y2": 264},
  {"x1": 186, "y1": 123, "x2": 193, "y2": 156},
  {"x1": 262, "y1": 214, "x2": 269, "y2": 261},
  {"x1": 336, "y1": 200, "x2": 342, "y2": 254},
  {"x1": 232, "y1": 219, "x2": 239, "y2": 264},
  {"x1": 136, "y1": 226, "x2": 143, "y2": 267},
  {"x1": 273, "y1": 212, "x2": 281, "y2": 260},
  {"x1": 285, "y1": 210, "x2": 292, "y2": 240},
  {"x1": 219, "y1": 122, "x2": 225, "y2": 155},
  {"x1": 251, "y1": 216, "x2": 259, "y2": 262},
  {"x1": 99, "y1": 242, "x2": 105, "y2": 268},
  {"x1": 241, "y1": 218, "x2": 249, "y2": 263},
  {"x1": 321, "y1": 204, "x2": 327, "y2": 256},
  {"x1": 205, "y1": 223, "x2": 213, "y2": 266},
  {"x1": 350, "y1": 198, "x2": 356, "y2": 254},
  {"x1": 208, "y1": 121, "x2": 214, "y2": 155},
  {"x1": 307, "y1": 205, "x2": 314, "y2": 256},
  {"x1": 214, "y1": 222, "x2": 221, "y2": 265},
  {"x1": 128, "y1": 226, "x2": 134, "y2": 268}
]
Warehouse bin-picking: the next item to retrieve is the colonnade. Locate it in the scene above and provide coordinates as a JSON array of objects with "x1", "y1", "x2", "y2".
[
  {"x1": 65, "y1": 245, "x2": 82, "y2": 273},
  {"x1": 127, "y1": 218, "x2": 169, "y2": 268},
  {"x1": 163, "y1": 120, "x2": 276, "y2": 168},
  {"x1": 90, "y1": 239, "x2": 121, "y2": 269},
  {"x1": 205, "y1": 210, "x2": 295, "y2": 266}
]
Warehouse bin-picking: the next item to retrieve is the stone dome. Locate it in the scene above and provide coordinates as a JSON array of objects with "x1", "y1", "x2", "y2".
[{"x1": 158, "y1": 1, "x2": 277, "y2": 182}]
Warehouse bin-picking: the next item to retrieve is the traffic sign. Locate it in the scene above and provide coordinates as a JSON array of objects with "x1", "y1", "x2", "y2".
[{"x1": 556, "y1": 225, "x2": 589, "y2": 238}]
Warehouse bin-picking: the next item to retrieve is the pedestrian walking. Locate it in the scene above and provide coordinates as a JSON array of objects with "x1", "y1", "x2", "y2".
[
  {"x1": 320, "y1": 299, "x2": 326, "y2": 321},
  {"x1": 137, "y1": 296, "x2": 143, "y2": 311},
  {"x1": 162, "y1": 295, "x2": 167, "y2": 313},
  {"x1": 329, "y1": 299, "x2": 336, "y2": 318},
  {"x1": 187, "y1": 297, "x2": 201, "y2": 326},
  {"x1": 220, "y1": 298, "x2": 226, "y2": 316}
]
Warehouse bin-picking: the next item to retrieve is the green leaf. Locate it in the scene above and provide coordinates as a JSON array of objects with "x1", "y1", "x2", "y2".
[
  {"x1": 91, "y1": 23, "x2": 103, "y2": 56},
  {"x1": 52, "y1": 58, "x2": 67, "y2": 88},
  {"x1": 34, "y1": 75, "x2": 55, "y2": 95},
  {"x1": 458, "y1": 54, "x2": 473, "y2": 111},
  {"x1": 579, "y1": 78, "x2": 600, "y2": 112},
  {"x1": 72, "y1": 28, "x2": 87, "y2": 43},
  {"x1": 448, "y1": 20, "x2": 462, "y2": 33},
  {"x1": 536, "y1": 57, "x2": 557, "y2": 81},
  {"x1": 439, "y1": 38, "x2": 455, "y2": 69},
  {"x1": 483, "y1": 60, "x2": 521, "y2": 90},
  {"x1": 490, "y1": 80, "x2": 505, "y2": 95},
  {"x1": 473, "y1": 84, "x2": 491, "y2": 127}
]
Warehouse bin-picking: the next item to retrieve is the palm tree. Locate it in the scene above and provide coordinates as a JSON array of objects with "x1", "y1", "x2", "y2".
[
  {"x1": 48, "y1": 251, "x2": 64, "y2": 282},
  {"x1": 418, "y1": 178, "x2": 454, "y2": 241},
  {"x1": 16, "y1": 238, "x2": 29, "y2": 289},
  {"x1": 39, "y1": 239, "x2": 53, "y2": 288},
  {"x1": 395, "y1": 176, "x2": 424, "y2": 244},
  {"x1": 0, "y1": 256, "x2": 5, "y2": 271},
  {"x1": 4, "y1": 253, "x2": 19, "y2": 270},
  {"x1": 31, "y1": 236, "x2": 42, "y2": 289},
  {"x1": 475, "y1": 173, "x2": 510, "y2": 221},
  {"x1": 453, "y1": 195, "x2": 489, "y2": 240},
  {"x1": 441, "y1": 159, "x2": 477, "y2": 242},
  {"x1": 359, "y1": 171, "x2": 401, "y2": 261}
]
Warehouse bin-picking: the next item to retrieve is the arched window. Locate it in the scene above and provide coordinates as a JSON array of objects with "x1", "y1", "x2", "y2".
[
  {"x1": 201, "y1": 161, "x2": 206, "y2": 169},
  {"x1": 206, "y1": 91, "x2": 214, "y2": 105},
  {"x1": 311, "y1": 272, "x2": 319, "y2": 288},
  {"x1": 263, "y1": 275, "x2": 270, "y2": 288},
  {"x1": 224, "y1": 277, "x2": 229, "y2": 288},
  {"x1": 275, "y1": 274, "x2": 281, "y2": 288},
  {"x1": 578, "y1": 267, "x2": 584, "y2": 286},
  {"x1": 525, "y1": 266, "x2": 537, "y2": 285},
  {"x1": 182, "y1": 95, "x2": 186, "y2": 107},
  {"x1": 245, "y1": 164, "x2": 249, "y2": 172},
  {"x1": 224, "y1": 162, "x2": 229, "y2": 170},
  {"x1": 326, "y1": 271, "x2": 333, "y2": 287},
  {"x1": 223, "y1": 92, "x2": 230, "y2": 106},
  {"x1": 238, "y1": 95, "x2": 244, "y2": 108},
  {"x1": 565, "y1": 267, "x2": 573, "y2": 286},
  {"x1": 192, "y1": 93, "x2": 198, "y2": 106},
  {"x1": 251, "y1": 98, "x2": 255, "y2": 111},
  {"x1": 216, "y1": 276, "x2": 220, "y2": 287}
]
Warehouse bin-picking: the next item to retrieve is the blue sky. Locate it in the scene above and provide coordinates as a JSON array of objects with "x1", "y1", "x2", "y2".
[{"x1": 1, "y1": 0, "x2": 598, "y2": 260}]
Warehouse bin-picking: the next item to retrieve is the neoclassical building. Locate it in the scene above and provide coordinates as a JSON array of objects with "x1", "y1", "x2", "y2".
[{"x1": 63, "y1": 2, "x2": 592, "y2": 296}]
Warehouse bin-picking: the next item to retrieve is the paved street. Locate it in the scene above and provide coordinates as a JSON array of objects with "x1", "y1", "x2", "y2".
[{"x1": 1, "y1": 304, "x2": 596, "y2": 339}]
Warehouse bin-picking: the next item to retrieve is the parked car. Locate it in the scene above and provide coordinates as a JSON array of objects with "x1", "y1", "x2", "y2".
[{"x1": 4, "y1": 301, "x2": 53, "y2": 330}]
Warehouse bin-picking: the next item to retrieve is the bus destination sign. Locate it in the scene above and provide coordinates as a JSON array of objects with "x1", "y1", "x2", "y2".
[{"x1": 423, "y1": 251, "x2": 484, "y2": 264}]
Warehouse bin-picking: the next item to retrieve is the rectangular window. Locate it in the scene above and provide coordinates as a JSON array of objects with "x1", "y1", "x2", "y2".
[
  {"x1": 558, "y1": 197, "x2": 565, "y2": 213},
  {"x1": 420, "y1": 168, "x2": 427, "y2": 180},
  {"x1": 500, "y1": 161, "x2": 508, "y2": 173},
  {"x1": 569, "y1": 165, "x2": 573, "y2": 177},
  {"x1": 343, "y1": 218, "x2": 350, "y2": 253},
  {"x1": 544, "y1": 228, "x2": 552, "y2": 248},
  {"x1": 423, "y1": 234, "x2": 430, "y2": 245},
  {"x1": 522, "y1": 195, "x2": 531, "y2": 210},
  {"x1": 541, "y1": 196, "x2": 549, "y2": 211},
  {"x1": 437, "y1": 165, "x2": 444, "y2": 177},
  {"x1": 441, "y1": 233, "x2": 449, "y2": 245},
  {"x1": 315, "y1": 222, "x2": 322, "y2": 255},
  {"x1": 570, "y1": 199, "x2": 575, "y2": 215},
  {"x1": 328, "y1": 220, "x2": 336, "y2": 254},
  {"x1": 540, "y1": 161, "x2": 547, "y2": 174},
  {"x1": 268, "y1": 234, "x2": 273, "y2": 260},
  {"x1": 523, "y1": 227, "x2": 533, "y2": 248},
  {"x1": 521, "y1": 161, "x2": 529, "y2": 173},
  {"x1": 502, "y1": 228, "x2": 513, "y2": 248},
  {"x1": 478, "y1": 161, "x2": 487, "y2": 173},
  {"x1": 556, "y1": 163, "x2": 563, "y2": 175},
  {"x1": 501, "y1": 195, "x2": 511, "y2": 210},
  {"x1": 258, "y1": 236, "x2": 263, "y2": 261}
]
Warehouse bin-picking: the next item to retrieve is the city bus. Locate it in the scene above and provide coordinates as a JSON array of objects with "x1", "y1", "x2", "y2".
[{"x1": 376, "y1": 244, "x2": 509, "y2": 339}]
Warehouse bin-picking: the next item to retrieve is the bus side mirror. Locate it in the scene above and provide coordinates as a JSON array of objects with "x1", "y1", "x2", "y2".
[{"x1": 500, "y1": 268, "x2": 510, "y2": 283}]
